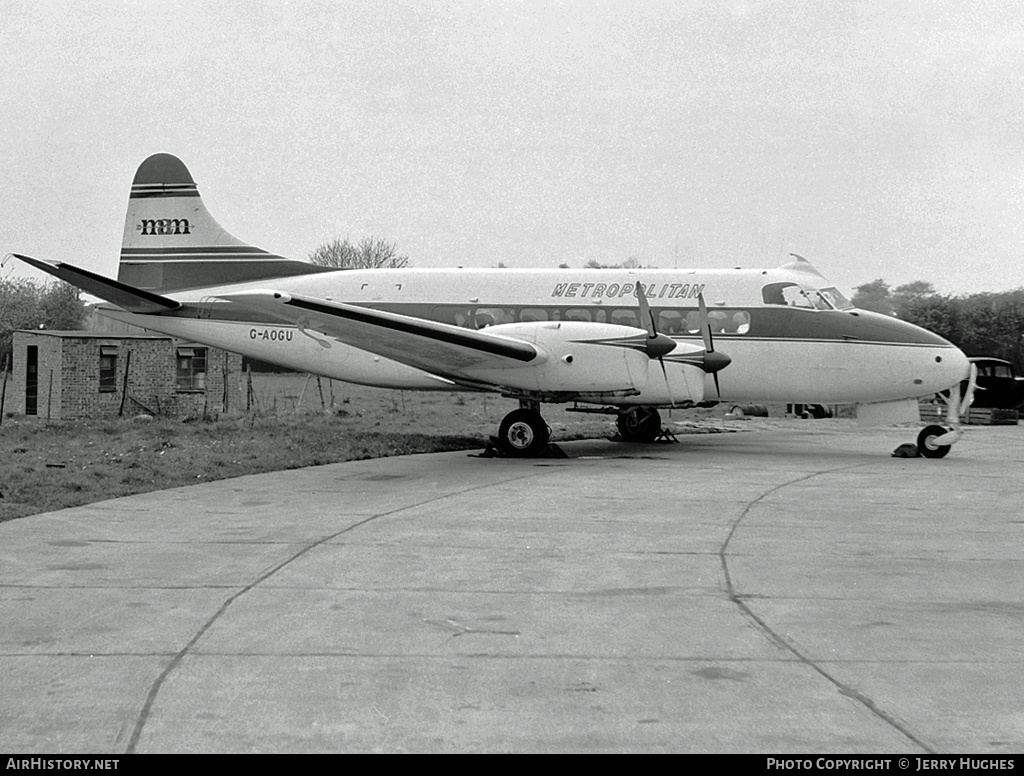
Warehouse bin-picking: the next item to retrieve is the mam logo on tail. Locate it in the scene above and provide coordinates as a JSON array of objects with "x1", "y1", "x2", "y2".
[
  {"x1": 117, "y1": 153, "x2": 331, "y2": 292},
  {"x1": 137, "y1": 218, "x2": 192, "y2": 235}
]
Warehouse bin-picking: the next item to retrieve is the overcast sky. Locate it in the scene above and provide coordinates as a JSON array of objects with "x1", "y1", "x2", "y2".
[{"x1": 2, "y1": 0, "x2": 1023, "y2": 296}]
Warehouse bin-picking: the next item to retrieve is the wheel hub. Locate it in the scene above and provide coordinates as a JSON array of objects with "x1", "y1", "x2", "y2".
[{"x1": 507, "y1": 421, "x2": 535, "y2": 449}]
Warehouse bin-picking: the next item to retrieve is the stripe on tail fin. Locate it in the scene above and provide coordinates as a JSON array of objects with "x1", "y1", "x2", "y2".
[{"x1": 118, "y1": 153, "x2": 331, "y2": 293}]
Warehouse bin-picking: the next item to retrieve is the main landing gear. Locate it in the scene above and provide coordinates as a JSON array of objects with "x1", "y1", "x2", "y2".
[
  {"x1": 493, "y1": 403, "x2": 672, "y2": 457},
  {"x1": 496, "y1": 405, "x2": 550, "y2": 457},
  {"x1": 616, "y1": 406, "x2": 662, "y2": 443}
]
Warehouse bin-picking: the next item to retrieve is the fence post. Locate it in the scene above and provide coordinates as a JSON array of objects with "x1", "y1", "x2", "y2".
[
  {"x1": 118, "y1": 350, "x2": 132, "y2": 416},
  {"x1": 0, "y1": 354, "x2": 8, "y2": 426}
]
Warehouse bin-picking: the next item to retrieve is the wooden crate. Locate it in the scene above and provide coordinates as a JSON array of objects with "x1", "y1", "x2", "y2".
[
  {"x1": 964, "y1": 407, "x2": 1019, "y2": 425},
  {"x1": 918, "y1": 400, "x2": 1019, "y2": 425}
]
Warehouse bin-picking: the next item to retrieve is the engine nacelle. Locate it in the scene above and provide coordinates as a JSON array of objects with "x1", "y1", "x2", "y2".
[{"x1": 461, "y1": 321, "x2": 706, "y2": 404}]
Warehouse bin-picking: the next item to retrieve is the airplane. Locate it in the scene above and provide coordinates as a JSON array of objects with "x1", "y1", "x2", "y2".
[{"x1": 10, "y1": 153, "x2": 976, "y2": 458}]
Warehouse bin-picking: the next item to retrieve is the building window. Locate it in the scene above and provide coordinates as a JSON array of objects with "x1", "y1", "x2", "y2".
[
  {"x1": 99, "y1": 346, "x2": 118, "y2": 392},
  {"x1": 176, "y1": 347, "x2": 207, "y2": 391}
]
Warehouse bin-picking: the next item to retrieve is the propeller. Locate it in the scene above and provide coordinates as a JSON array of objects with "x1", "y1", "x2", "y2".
[
  {"x1": 634, "y1": 282, "x2": 678, "y2": 405},
  {"x1": 632, "y1": 283, "x2": 732, "y2": 404},
  {"x1": 697, "y1": 293, "x2": 732, "y2": 399}
]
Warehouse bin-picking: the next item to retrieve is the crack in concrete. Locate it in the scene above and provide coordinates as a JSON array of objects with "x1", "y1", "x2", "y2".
[
  {"x1": 718, "y1": 463, "x2": 940, "y2": 754},
  {"x1": 123, "y1": 470, "x2": 538, "y2": 754}
]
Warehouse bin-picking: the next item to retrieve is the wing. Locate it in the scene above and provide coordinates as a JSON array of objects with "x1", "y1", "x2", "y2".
[
  {"x1": 217, "y1": 290, "x2": 540, "y2": 378},
  {"x1": 10, "y1": 253, "x2": 181, "y2": 313}
]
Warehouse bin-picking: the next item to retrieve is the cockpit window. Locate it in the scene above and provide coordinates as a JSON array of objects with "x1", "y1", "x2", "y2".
[
  {"x1": 818, "y1": 287, "x2": 853, "y2": 310},
  {"x1": 762, "y1": 282, "x2": 816, "y2": 308},
  {"x1": 762, "y1": 282, "x2": 851, "y2": 311},
  {"x1": 805, "y1": 290, "x2": 833, "y2": 310}
]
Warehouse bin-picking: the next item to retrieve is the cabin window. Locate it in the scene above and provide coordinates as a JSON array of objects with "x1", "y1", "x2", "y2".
[
  {"x1": 99, "y1": 346, "x2": 118, "y2": 393},
  {"x1": 431, "y1": 306, "x2": 474, "y2": 327},
  {"x1": 519, "y1": 308, "x2": 549, "y2": 323},
  {"x1": 563, "y1": 308, "x2": 592, "y2": 322},
  {"x1": 473, "y1": 307, "x2": 513, "y2": 328},
  {"x1": 176, "y1": 347, "x2": 207, "y2": 391},
  {"x1": 658, "y1": 308, "x2": 751, "y2": 335},
  {"x1": 657, "y1": 310, "x2": 685, "y2": 333},
  {"x1": 718, "y1": 310, "x2": 751, "y2": 334},
  {"x1": 707, "y1": 310, "x2": 751, "y2": 334},
  {"x1": 610, "y1": 309, "x2": 638, "y2": 327}
]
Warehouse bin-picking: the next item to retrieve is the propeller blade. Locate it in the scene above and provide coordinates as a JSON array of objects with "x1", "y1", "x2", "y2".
[
  {"x1": 635, "y1": 281, "x2": 657, "y2": 339},
  {"x1": 636, "y1": 281, "x2": 677, "y2": 405},
  {"x1": 658, "y1": 357, "x2": 676, "y2": 407},
  {"x1": 958, "y1": 362, "x2": 978, "y2": 416},
  {"x1": 697, "y1": 293, "x2": 729, "y2": 399},
  {"x1": 633, "y1": 281, "x2": 676, "y2": 359},
  {"x1": 698, "y1": 292, "x2": 715, "y2": 354}
]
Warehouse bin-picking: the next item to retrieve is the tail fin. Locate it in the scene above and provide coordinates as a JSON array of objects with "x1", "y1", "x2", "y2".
[{"x1": 118, "y1": 153, "x2": 331, "y2": 292}]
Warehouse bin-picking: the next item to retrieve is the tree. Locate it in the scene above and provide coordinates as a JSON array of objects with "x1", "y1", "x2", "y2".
[
  {"x1": 851, "y1": 279, "x2": 894, "y2": 315},
  {"x1": 583, "y1": 257, "x2": 653, "y2": 269},
  {"x1": 892, "y1": 281, "x2": 937, "y2": 318},
  {"x1": 308, "y1": 237, "x2": 409, "y2": 269},
  {"x1": 0, "y1": 278, "x2": 86, "y2": 365},
  {"x1": 889, "y1": 286, "x2": 1024, "y2": 374}
]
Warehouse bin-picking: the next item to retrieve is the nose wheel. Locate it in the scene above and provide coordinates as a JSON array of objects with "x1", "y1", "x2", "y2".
[
  {"x1": 917, "y1": 424, "x2": 952, "y2": 459},
  {"x1": 497, "y1": 408, "x2": 550, "y2": 457}
]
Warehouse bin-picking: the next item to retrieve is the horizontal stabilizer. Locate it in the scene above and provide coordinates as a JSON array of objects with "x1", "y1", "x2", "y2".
[{"x1": 10, "y1": 253, "x2": 181, "y2": 314}]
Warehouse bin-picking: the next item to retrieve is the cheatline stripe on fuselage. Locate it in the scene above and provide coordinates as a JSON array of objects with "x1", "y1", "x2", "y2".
[{"x1": 133, "y1": 303, "x2": 959, "y2": 349}]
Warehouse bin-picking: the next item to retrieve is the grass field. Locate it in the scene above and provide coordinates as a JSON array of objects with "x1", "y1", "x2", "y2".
[{"x1": 0, "y1": 373, "x2": 625, "y2": 523}]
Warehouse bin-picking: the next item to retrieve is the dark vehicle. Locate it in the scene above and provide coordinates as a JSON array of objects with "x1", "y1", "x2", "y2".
[{"x1": 956, "y1": 357, "x2": 1024, "y2": 410}]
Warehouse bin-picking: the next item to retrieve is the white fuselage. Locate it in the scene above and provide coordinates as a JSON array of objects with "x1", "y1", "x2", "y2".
[{"x1": 99, "y1": 264, "x2": 969, "y2": 407}]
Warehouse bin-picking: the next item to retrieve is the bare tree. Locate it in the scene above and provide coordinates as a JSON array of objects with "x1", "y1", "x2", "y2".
[{"x1": 309, "y1": 237, "x2": 409, "y2": 269}]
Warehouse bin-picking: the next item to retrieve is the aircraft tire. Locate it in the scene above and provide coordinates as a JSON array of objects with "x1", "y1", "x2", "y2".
[
  {"x1": 917, "y1": 424, "x2": 951, "y2": 459},
  {"x1": 498, "y1": 409, "x2": 550, "y2": 457},
  {"x1": 616, "y1": 407, "x2": 662, "y2": 443}
]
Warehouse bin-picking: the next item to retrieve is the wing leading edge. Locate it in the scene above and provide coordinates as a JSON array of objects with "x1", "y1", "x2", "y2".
[
  {"x1": 217, "y1": 290, "x2": 541, "y2": 378},
  {"x1": 10, "y1": 253, "x2": 181, "y2": 314}
]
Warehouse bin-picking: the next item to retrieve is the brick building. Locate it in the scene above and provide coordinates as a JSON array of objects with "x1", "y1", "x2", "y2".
[{"x1": 8, "y1": 330, "x2": 243, "y2": 420}]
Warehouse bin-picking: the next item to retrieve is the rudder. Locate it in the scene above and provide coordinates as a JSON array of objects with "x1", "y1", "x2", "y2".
[{"x1": 119, "y1": 153, "x2": 330, "y2": 292}]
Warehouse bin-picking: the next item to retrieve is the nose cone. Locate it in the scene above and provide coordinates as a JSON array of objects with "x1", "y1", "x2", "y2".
[
  {"x1": 852, "y1": 310, "x2": 970, "y2": 397},
  {"x1": 940, "y1": 345, "x2": 971, "y2": 390},
  {"x1": 902, "y1": 325, "x2": 970, "y2": 395}
]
